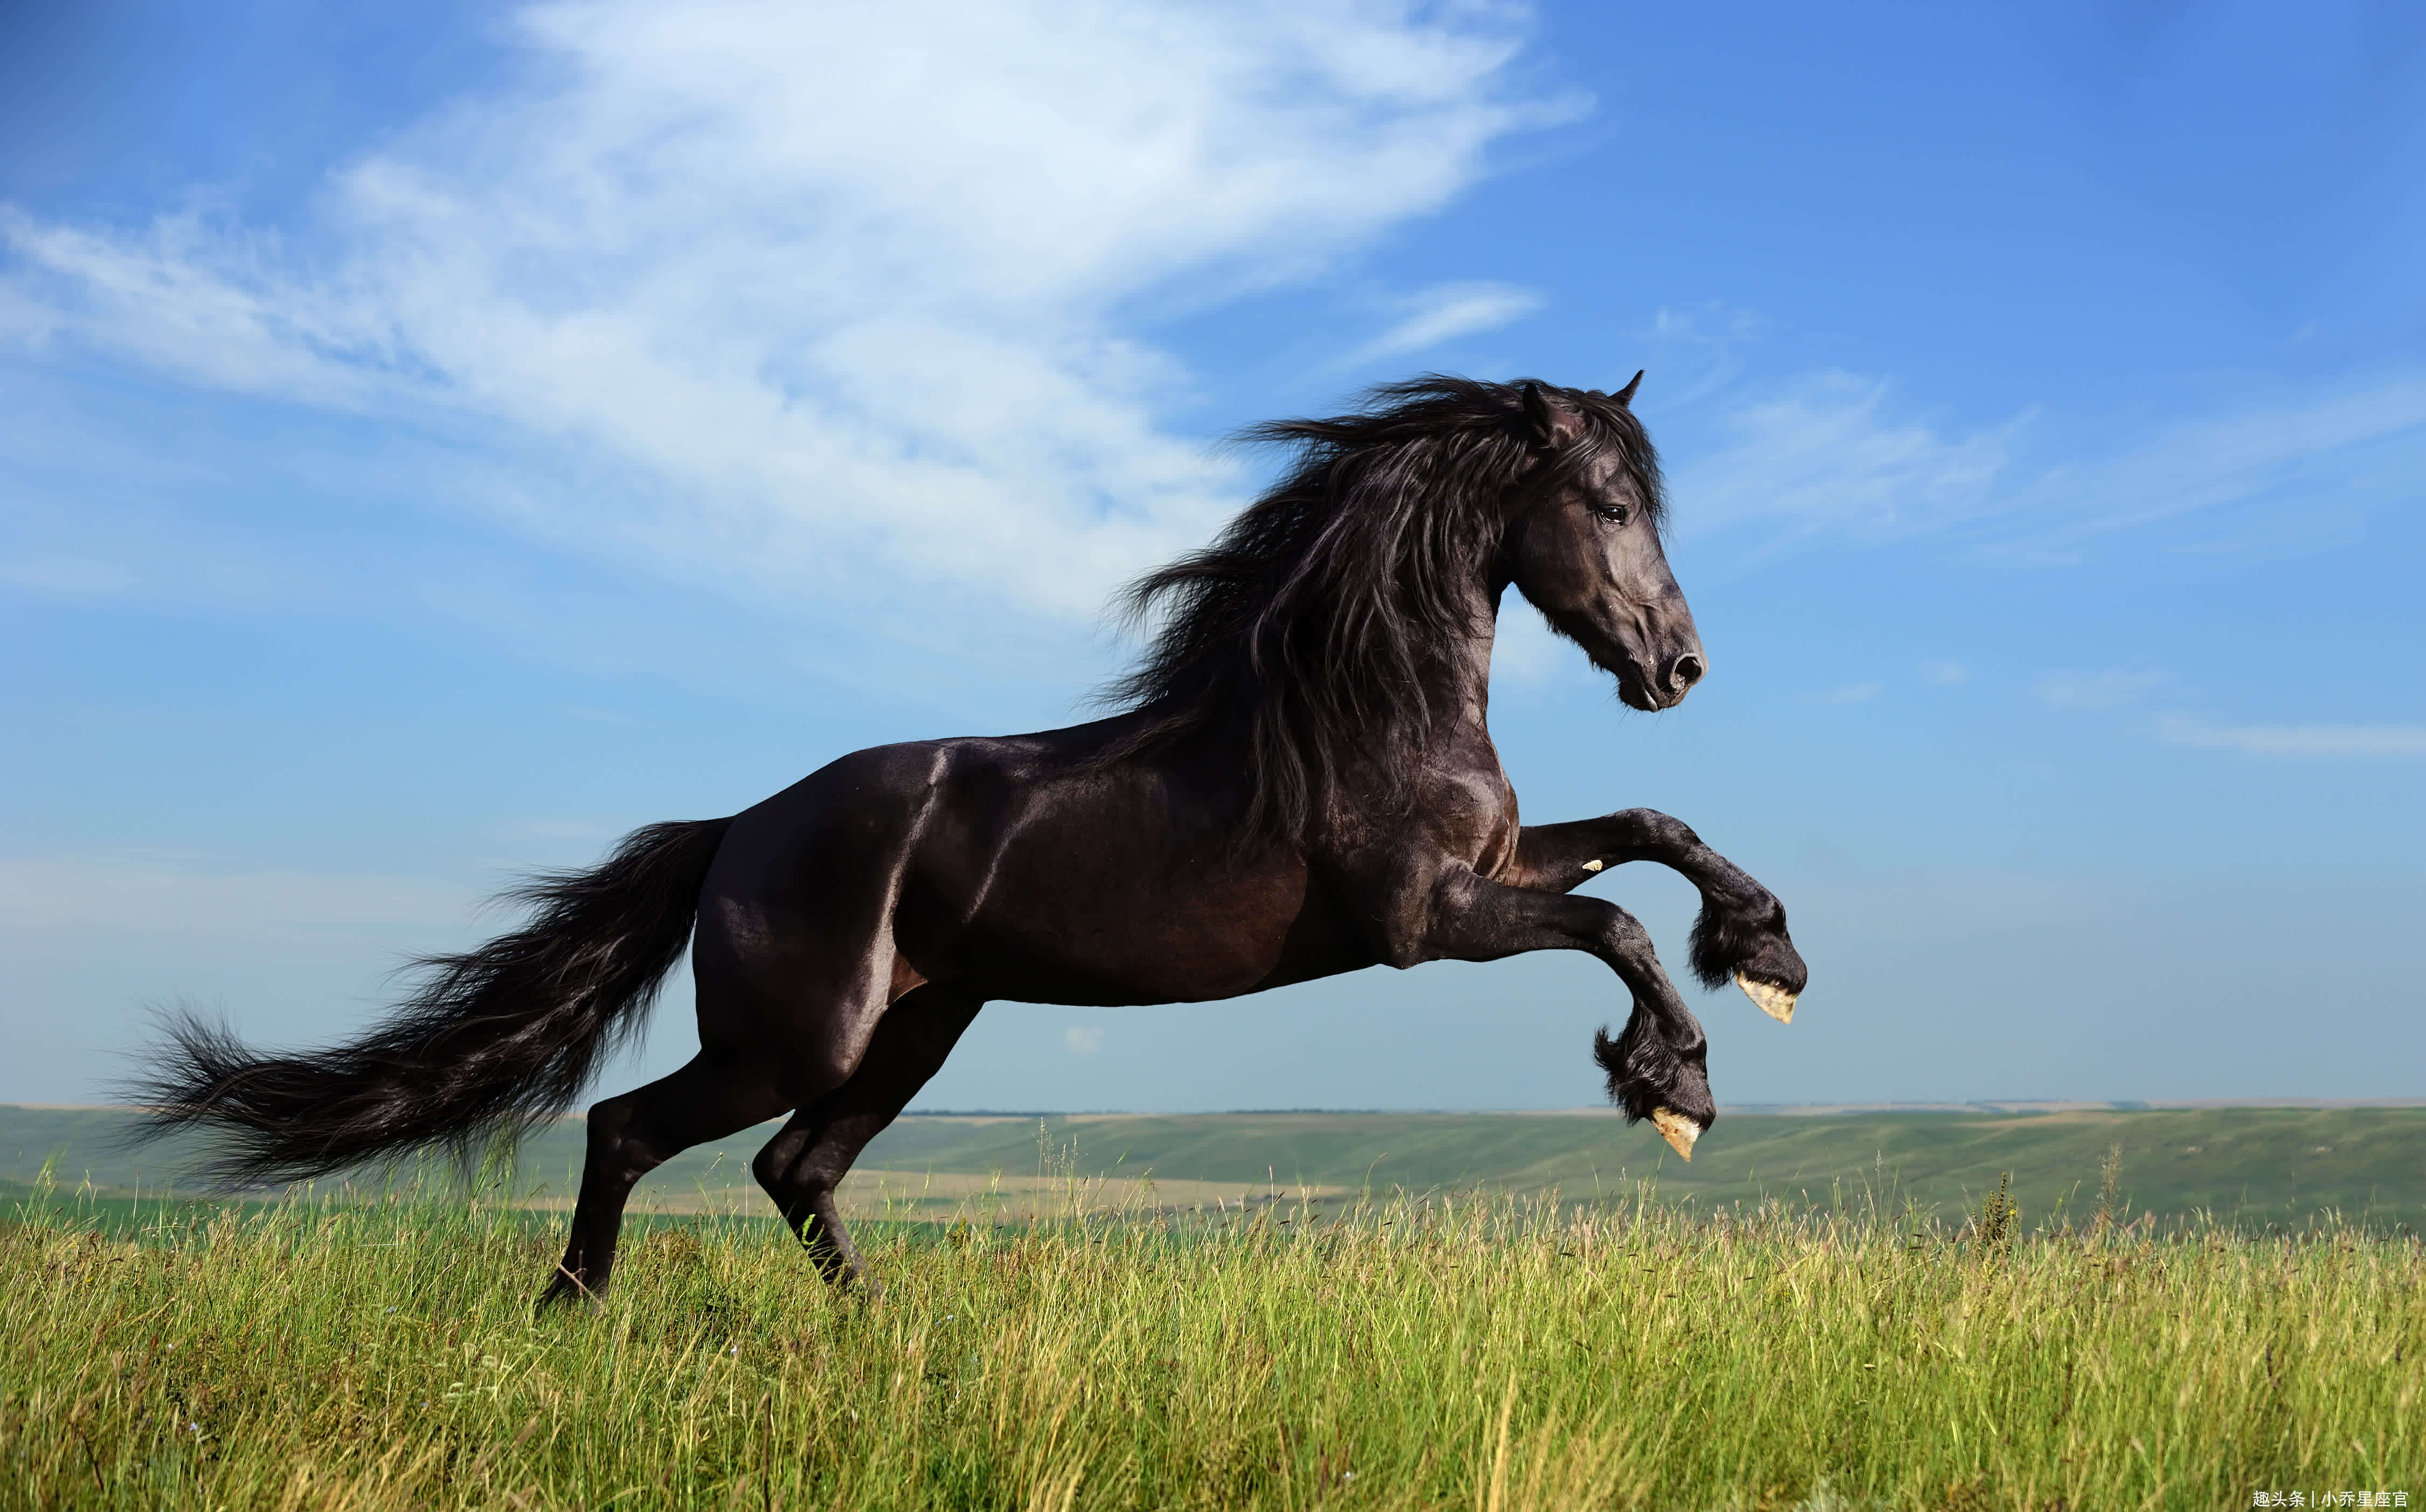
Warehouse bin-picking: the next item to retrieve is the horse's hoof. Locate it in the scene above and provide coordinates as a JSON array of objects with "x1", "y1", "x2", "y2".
[
  {"x1": 1735, "y1": 973, "x2": 1797, "y2": 1025},
  {"x1": 535, "y1": 1268, "x2": 600, "y2": 1314},
  {"x1": 1649, "y1": 1107, "x2": 1701, "y2": 1160}
]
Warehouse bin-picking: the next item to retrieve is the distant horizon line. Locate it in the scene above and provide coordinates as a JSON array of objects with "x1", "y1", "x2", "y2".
[
  {"x1": 11, "y1": 1098, "x2": 2421, "y2": 1118},
  {"x1": 903, "y1": 1098, "x2": 2426, "y2": 1116}
]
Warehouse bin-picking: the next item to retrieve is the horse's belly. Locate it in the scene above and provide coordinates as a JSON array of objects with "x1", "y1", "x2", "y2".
[{"x1": 903, "y1": 855, "x2": 1375, "y2": 1008}]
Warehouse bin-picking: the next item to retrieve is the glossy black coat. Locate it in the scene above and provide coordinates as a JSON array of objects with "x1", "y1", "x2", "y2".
[{"x1": 131, "y1": 376, "x2": 1808, "y2": 1302}]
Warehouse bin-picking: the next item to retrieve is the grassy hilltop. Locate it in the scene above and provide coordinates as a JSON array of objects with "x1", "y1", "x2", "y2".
[{"x1": 6, "y1": 1102, "x2": 2423, "y2": 1232}]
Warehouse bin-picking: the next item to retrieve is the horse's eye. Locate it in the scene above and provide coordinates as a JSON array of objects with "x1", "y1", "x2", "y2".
[{"x1": 1593, "y1": 504, "x2": 1630, "y2": 526}]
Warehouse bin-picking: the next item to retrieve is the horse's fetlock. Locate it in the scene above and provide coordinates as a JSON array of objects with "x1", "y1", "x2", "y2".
[
  {"x1": 1592, "y1": 1015, "x2": 1679, "y2": 1122},
  {"x1": 1687, "y1": 899, "x2": 1779, "y2": 991}
]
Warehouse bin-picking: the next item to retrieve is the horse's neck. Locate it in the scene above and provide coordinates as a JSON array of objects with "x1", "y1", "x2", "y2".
[{"x1": 1416, "y1": 588, "x2": 1502, "y2": 743}]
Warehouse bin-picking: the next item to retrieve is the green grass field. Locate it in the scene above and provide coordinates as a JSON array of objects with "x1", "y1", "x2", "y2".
[
  {"x1": 4, "y1": 1105, "x2": 2423, "y2": 1508},
  {"x1": 3, "y1": 1175, "x2": 2418, "y2": 1510}
]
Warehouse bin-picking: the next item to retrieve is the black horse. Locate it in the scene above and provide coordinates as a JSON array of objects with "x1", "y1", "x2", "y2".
[{"x1": 136, "y1": 375, "x2": 1808, "y2": 1302}]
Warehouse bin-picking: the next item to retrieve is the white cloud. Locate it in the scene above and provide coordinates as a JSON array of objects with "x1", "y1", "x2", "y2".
[
  {"x1": 2156, "y1": 717, "x2": 2426, "y2": 757},
  {"x1": 1806, "y1": 682, "x2": 1881, "y2": 705},
  {"x1": 0, "y1": 0, "x2": 1561, "y2": 619},
  {"x1": 514, "y1": 820, "x2": 615, "y2": 842},
  {"x1": 1633, "y1": 302, "x2": 1764, "y2": 409},
  {"x1": 1674, "y1": 367, "x2": 2426, "y2": 561},
  {"x1": 2035, "y1": 669, "x2": 2166, "y2": 710},
  {"x1": 0, "y1": 857, "x2": 475, "y2": 931},
  {"x1": 0, "y1": 556, "x2": 134, "y2": 594},
  {"x1": 1920, "y1": 658, "x2": 1970, "y2": 685},
  {"x1": 2000, "y1": 378, "x2": 2426, "y2": 557},
  {"x1": 1349, "y1": 280, "x2": 1543, "y2": 364},
  {"x1": 1065, "y1": 1025, "x2": 1105, "y2": 1055},
  {"x1": 1675, "y1": 371, "x2": 2020, "y2": 546}
]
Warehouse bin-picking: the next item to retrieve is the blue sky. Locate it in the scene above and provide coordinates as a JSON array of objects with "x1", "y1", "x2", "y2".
[{"x1": 4, "y1": 0, "x2": 2422, "y2": 1113}]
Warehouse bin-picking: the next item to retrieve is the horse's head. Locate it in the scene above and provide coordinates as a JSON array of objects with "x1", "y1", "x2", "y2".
[{"x1": 1504, "y1": 376, "x2": 1705, "y2": 712}]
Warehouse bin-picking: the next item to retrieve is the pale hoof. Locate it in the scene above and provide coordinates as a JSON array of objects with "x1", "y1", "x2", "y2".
[
  {"x1": 1736, "y1": 973, "x2": 1798, "y2": 1025},
  {"x1": 1649, "y1": 1107, "x2": 1701, "y2": 1161}
]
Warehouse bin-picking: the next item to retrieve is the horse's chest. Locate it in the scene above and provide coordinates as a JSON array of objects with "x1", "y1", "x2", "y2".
[{"x1": 1419, "y1": 765, "x2": 1522, "y2": 879}]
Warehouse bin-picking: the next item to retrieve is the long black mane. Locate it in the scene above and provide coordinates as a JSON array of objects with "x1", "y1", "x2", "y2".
[{"x1": 1103, "y1": 375, "x2": 1666, "y2": 847}]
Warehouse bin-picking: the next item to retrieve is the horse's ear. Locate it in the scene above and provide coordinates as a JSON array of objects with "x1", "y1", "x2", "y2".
[
  {"x1": 1521, "y1": 381, "x2": 1560, "y2": 448},
  {"x1": 1613, "y1": 370, "x2": 1644, "y2": 407}
]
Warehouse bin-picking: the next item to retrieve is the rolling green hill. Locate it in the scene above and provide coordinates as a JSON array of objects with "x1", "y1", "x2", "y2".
[{"x1": 6, "y1": 1102, "x2": 2420, "y2": 1230}]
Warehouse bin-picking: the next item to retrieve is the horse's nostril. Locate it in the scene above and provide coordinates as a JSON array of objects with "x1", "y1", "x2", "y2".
[{"x1": 1671, "y1": 654, "x2": 1706, "y2": 690}]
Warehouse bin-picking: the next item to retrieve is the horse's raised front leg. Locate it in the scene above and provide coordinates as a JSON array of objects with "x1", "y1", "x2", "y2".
[
  {"x1": 1509, "y1": 809, "x2": 1808, "y2": 1024},
  {"x1": 1395, "y1": 868, "x2": 1715, "y2": 1157}
]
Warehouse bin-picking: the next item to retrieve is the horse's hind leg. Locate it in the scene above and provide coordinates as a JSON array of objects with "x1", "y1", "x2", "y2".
[
  {"x1": 753, "y1": 984, "x2": 984, "y2": 1291},
  {"x1": 540, "y1": 1052, "x2": 790, "y2": 1307}
]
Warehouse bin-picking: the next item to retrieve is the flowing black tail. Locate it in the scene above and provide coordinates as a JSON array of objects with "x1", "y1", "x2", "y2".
[{"x1": 130, "y1": 817, "x2": 734, "y2": 1187}]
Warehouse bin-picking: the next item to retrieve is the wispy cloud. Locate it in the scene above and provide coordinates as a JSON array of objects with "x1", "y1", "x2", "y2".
[
  {"x1": 2157, "y1": 717, "x2": 2426, "y2": 757},
  {"x1": 552, "y1": 706, "x2": 643, "y2": 728},
  {"x1": 1347, "y1": 280, "x2": 1543, "y2": 364},
  {"x1": 2028, "y1": 677, "x2": 2425, "y2": 758},
  {"x1": 0, "y1": 556, "x2": 134, "y2": 594},
  {"x1": 1634, "y1": 302, "x2": 1765, "y2": 409},
  {"x1": 1996, "y1": 378, "x2": 2426, "y2": 559},
  {"x1": 1920, "y1": 658, "x2": 1970, "y2": 686},
  {"x1": 1673, "y1": 369, "x2": 2426, "y2": 561},
  {"x1": 1676, "y1": 371, "x2": 2021, "y2": 546},
  {"x1": 513, "y1": 820, "x2": 614, "y2": 842},
  {"x1": 0, "y1": 0, "x2": 1564, "y2": 620},
  {"x1": 2035, "y1": 669, "x2": 2166, "y2": 710},
  {"x1": 1064, "y1": 1026, "x2": 1105, "y2": 1055},
  {"x1": 0, "y1": 857, "x2": 474, "y2": 930}
]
